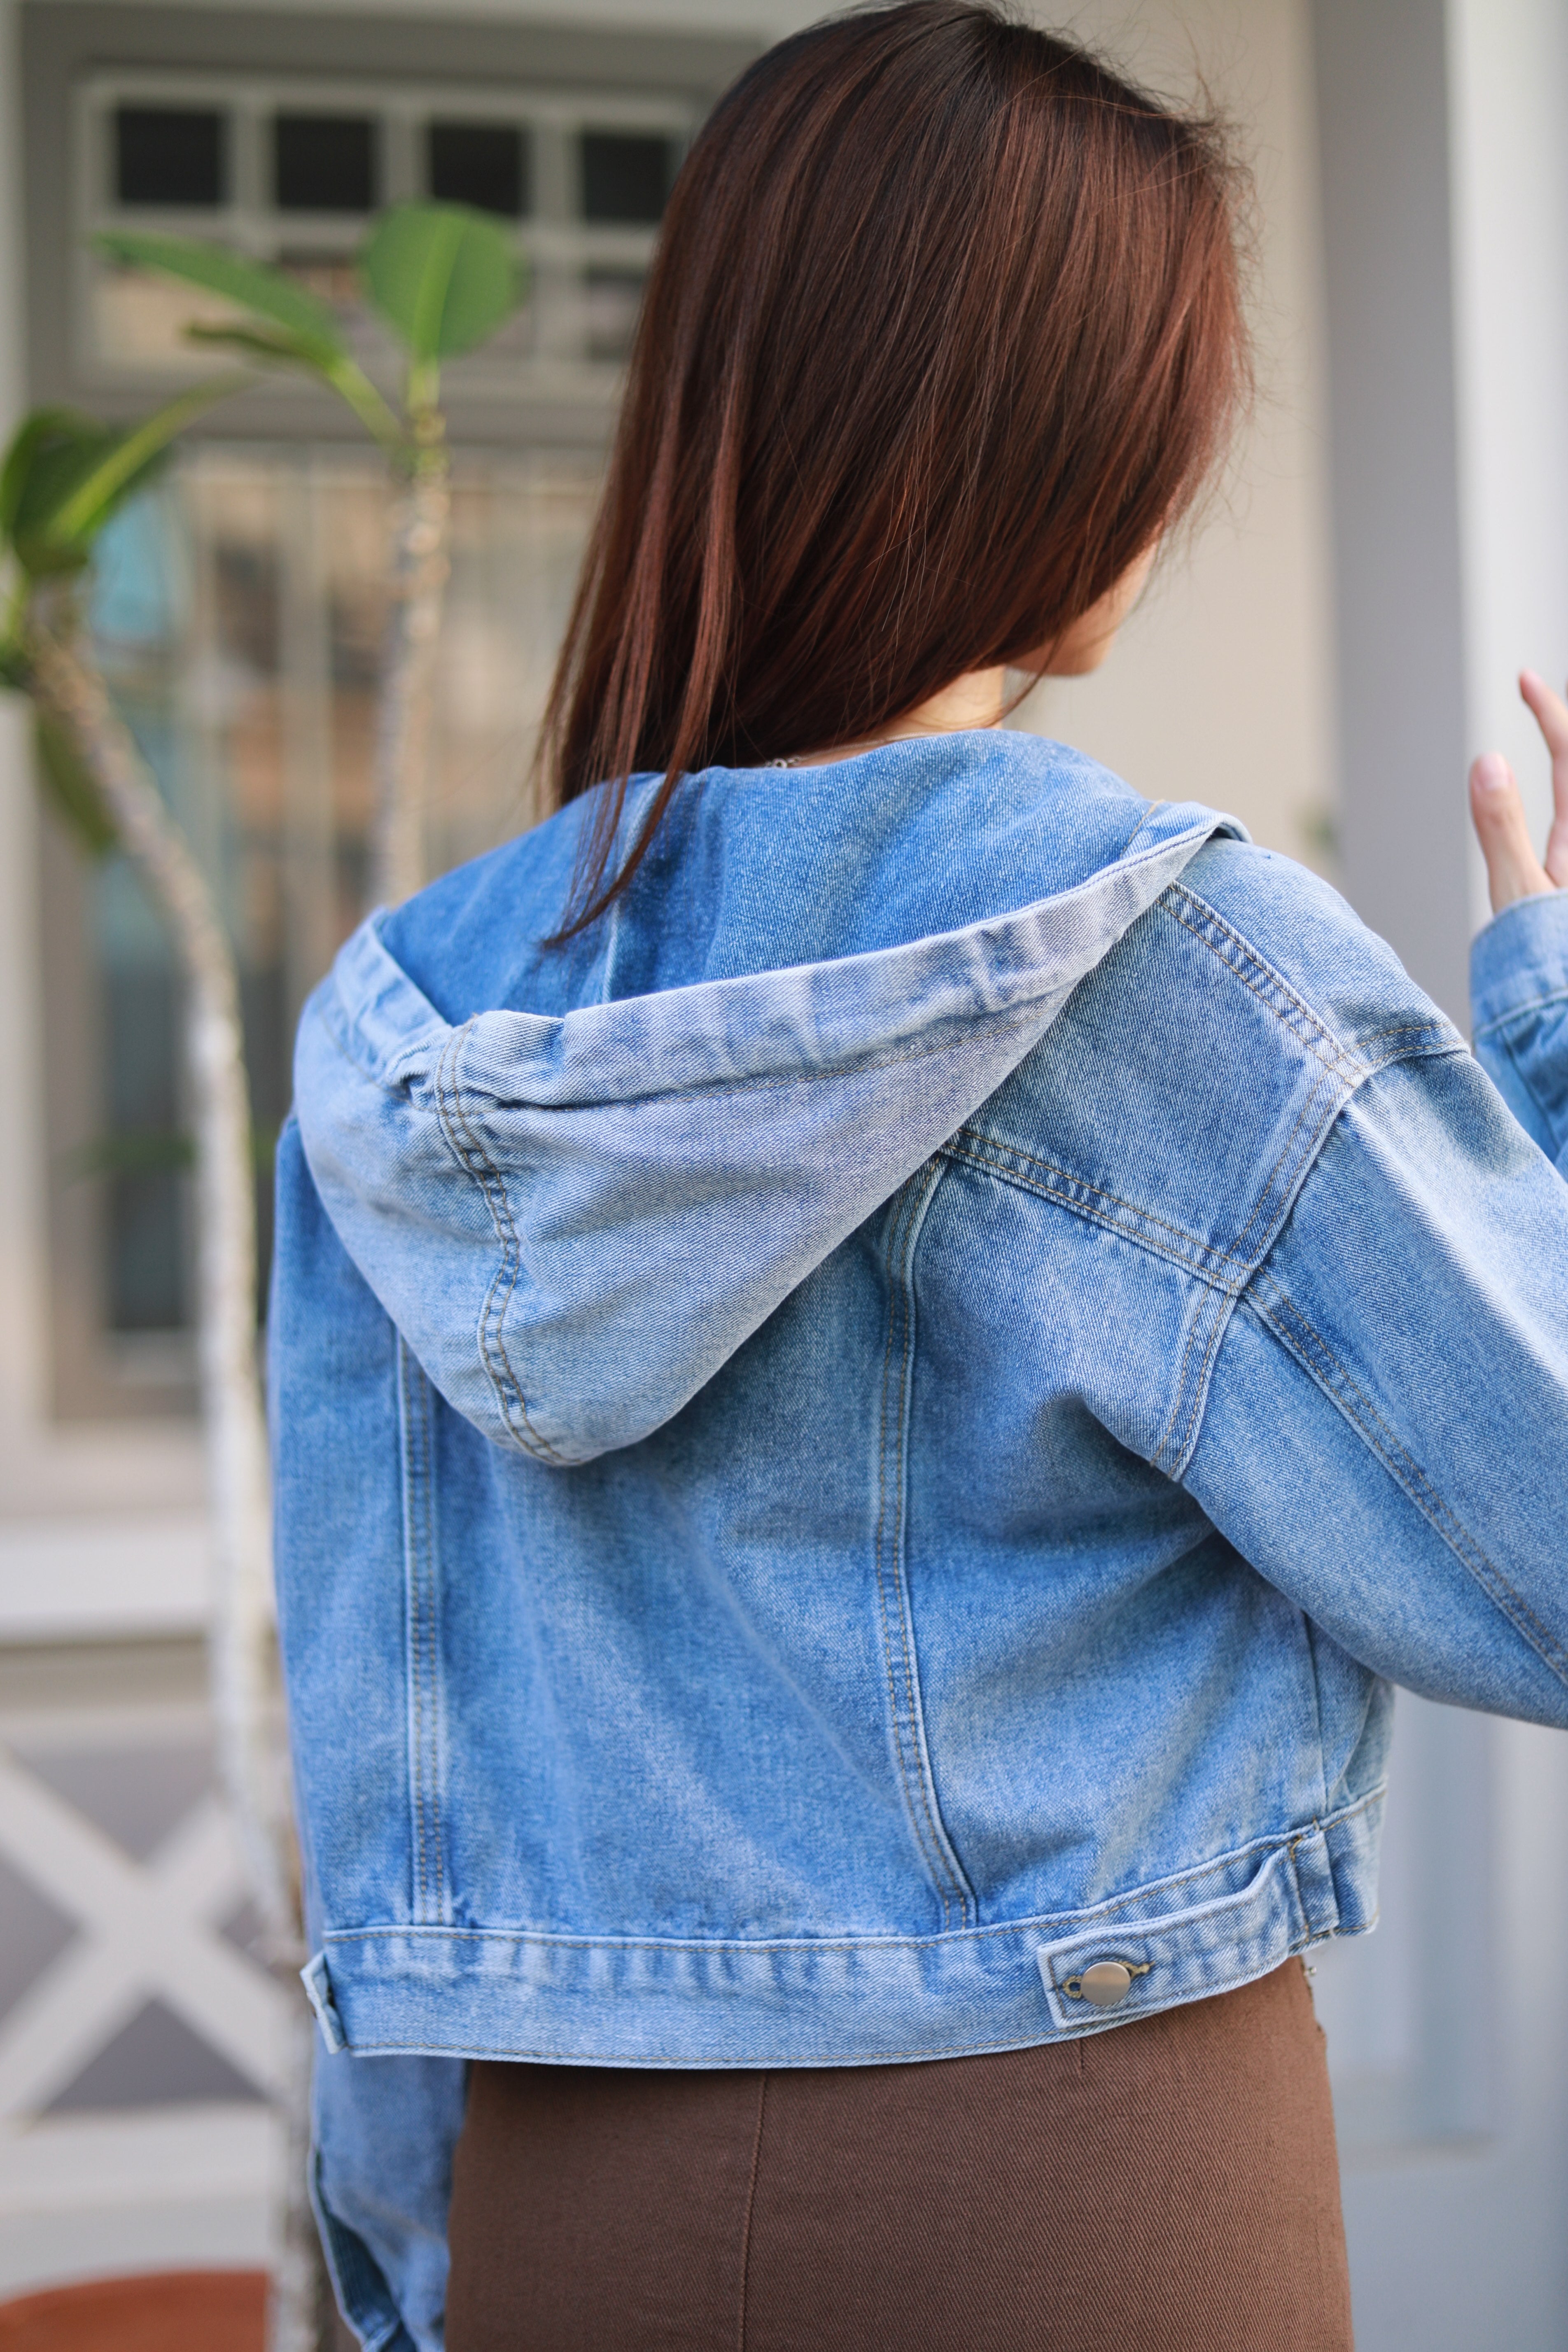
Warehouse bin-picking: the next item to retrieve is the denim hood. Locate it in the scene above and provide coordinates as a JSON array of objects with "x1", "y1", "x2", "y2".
[{"x1": 296, "y1": 761, "x2": 1233, "y2": 1466}]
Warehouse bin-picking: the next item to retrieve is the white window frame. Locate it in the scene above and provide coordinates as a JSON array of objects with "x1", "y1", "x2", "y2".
[{"x1": 74, "y1": 66, "x2": 699, "y2": 415}]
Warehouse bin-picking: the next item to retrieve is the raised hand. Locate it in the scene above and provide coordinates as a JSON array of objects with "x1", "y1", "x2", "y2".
[{"x1": 1470, "y1": 671, "x2": 1568, "y2": 915}]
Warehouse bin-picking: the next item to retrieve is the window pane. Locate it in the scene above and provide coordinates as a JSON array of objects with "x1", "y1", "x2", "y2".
[
  {"x1": 428, "y1": 121, "x2": 529, "y2": 218},
  {"x1": 114, "y1": 105, "x2": 226, "y2": 208},
  {"x1": 56, "y1": 450, "x2": 598, "y2": 1376},
  {"x1": 273, "y1": 113, "x2": 377, "y2": 212},
  {"x1": 580, "y1": 131, "x2": 673, "y2": 225},
  {"x1": 99, "y1": 921, "x2": 185, "y2": 1334}
]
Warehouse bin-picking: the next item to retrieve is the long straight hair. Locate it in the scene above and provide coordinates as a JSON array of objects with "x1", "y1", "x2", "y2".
[{"x1": 542, "y1": 0, "x2": 1250, "y2": 935}]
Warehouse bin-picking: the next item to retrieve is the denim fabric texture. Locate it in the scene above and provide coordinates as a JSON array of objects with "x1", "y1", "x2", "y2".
[{"x1": 273, "y1": 733, "x2": 1568, "y2": 2347}]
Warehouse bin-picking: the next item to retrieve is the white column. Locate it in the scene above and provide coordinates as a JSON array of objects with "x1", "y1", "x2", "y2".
[{"x1": 1447, "y1": 0, "x2": 1568, "y2": 921}]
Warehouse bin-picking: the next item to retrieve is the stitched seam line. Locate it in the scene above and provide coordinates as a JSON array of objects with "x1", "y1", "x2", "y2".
[
  {"x1": 414, "y1": 1356, "x2": 432, "y2": 1920},
  {"x1": 890, "y1": 1161, "x2": 975, "y2": 1928},
  {"x1": 1474, "y1": 985, "x2": 1568, "y2": 1035},
  {"x1": 736, "y1": 2074, "x2": 766, "y2": 2352},
  {"x1": 942, "y1": 1129, "x2": 1242, "y2": 1283},
  {"x1": 1153, "y1": 1062, "x2": 1350, "y2": 1470},
  {"x1": 1041, "y1": 1814, "x2": 1322, "y2": 1993},
  {"x1": 1247, "y1": 1276, "x2": 1568, "y2": 1688},
  {"x1": 1160, "y1": 884, "x2": 1461, "y2": 1065},
  {"x1": 439, "y1": 1033, "x2": 559, "y2": 1462},
  {"x1": 321, "y1": 1790, "x2": 1384, "y2": 1956},
  {"x1": 432, "y1": 1026, "x2": 565, "y2": 1465},
  {"x1": 872, "y1": 1171, "x2": 963, "y2": 1927},
  {"x1": 432, "y1": 1027, "x2": 525, "y2": 1455},
  {"x1": 1153, "y1": 1286, "x2": 1216, "y2": 1470},
  {"x1": 1153, "y1": 1284, "x2": 1233, "y2": 1475},
  {"x1": 1228, "y1": 1064, "x2": 1339, "y2": 1258},
  {"x1": 1357, "y1": 1020, "x2": 1468, "y2": 1053},
  {"x1": 399, "y1": 1344, "x2": 428, "y2": 1923},
  {"x1": 871, "y1": 1182, "x2": 934, "y2": 1916},
  {"x1": 1160, "y1": 884, "x2": 1365, "y2": 1072},
  {"x1": 415, "y1": 1363, "x2": 443, "y2": 1914},
  {"x1": 1301, "y1": 1621, "x2": 1332, "y2": 1819},
  {"x1": 329, "y1": 1944, "x2": 1353, "y2": 2068},
  {"x1": 886, "y1": 1175, "x2": 955, "y2": 1924},
  {"x1": 1172, "y1": 1283, "x2": 1244, "y2": 1473}
]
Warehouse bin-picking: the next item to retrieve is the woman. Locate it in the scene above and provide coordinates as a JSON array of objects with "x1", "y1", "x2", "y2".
[{"x1": 272, "y1": 7, "x2": 1568, "y2": 2347}]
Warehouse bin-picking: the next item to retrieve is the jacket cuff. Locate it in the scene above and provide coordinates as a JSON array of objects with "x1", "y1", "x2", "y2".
[{"x1": 1470, "y1": 891, "x2": 1568, "y2": 1036}]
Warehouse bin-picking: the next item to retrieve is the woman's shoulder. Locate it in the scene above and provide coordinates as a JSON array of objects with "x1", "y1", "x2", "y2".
[
  {"x1": 980, "y1": 826, "x2": 1464, "y2": 1252},
  {"x1": 1150, "y1": 833, "x2": 1464, "y2": 1071},
  {"x1": 968, "y1": 829, "x2": 1468, "y2": 1372}
]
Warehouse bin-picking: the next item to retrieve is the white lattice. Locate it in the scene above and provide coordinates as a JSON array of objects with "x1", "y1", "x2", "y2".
[{"x1": 0, "y1": 1732, "x2": 289, "y2": 2296}]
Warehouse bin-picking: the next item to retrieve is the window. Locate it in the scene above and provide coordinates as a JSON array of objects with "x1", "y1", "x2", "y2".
[
  {"x1": 40, "y1": 448, "x2": 600, "y2": 1415},
  {"x1": 75, "y1": 72, "x2": 698, "y2": 405}
]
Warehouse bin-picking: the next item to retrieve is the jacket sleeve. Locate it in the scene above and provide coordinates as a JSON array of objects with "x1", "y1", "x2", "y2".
[
  {"x1": 1181, "y1": 894, "x2": 1568, "y2": 1728},
  {"x1": 1470, "y1": 893, "x2": 1568, "y2": 1168}
]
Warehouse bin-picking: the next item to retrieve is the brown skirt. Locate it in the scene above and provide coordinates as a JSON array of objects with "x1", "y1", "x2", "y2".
[{"x1": 445, "y1": 1958, "x2": 1353, "y2": 2352}]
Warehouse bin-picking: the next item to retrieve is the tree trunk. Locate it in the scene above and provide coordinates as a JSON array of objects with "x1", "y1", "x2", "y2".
[
  {"x1": 26, "y1": 613, "x2": 329, "y2": 2352},
  {"x1": 370, "y1": 430, "x2": 450, "y2": 910}
]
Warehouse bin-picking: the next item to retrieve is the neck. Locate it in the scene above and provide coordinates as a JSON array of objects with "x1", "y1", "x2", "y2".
[{"x1": 789, "y1": 665, "x2": 1009, "y2": 768}]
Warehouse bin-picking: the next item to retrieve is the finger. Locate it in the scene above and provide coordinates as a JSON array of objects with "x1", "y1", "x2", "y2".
[
  {"x1": 1470, "y1": 750, "x2": 1553, "y2": 915},
  {"x1": 1519, "y1": 670, "x2": 1568, "y2": 884}
]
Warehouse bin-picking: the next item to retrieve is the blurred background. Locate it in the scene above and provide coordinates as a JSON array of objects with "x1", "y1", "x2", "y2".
[{"x1": 0, "y1": 0, "x2": 1563, "y2": 2345}]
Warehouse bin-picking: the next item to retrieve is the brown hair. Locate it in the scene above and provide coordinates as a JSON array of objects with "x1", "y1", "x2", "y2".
[{"x1": 543, "y1": 0, "x2": 1250, "y2": 933}]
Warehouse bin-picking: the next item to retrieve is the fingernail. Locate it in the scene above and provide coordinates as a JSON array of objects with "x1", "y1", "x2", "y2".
[{"x1": 1475, "y1": 753, "x2": 1510, "y2": 794}]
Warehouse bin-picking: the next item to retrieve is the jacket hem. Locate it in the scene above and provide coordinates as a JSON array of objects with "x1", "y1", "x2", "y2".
[
  {"x1": 310, "y1": 2147, "x2": 416, "y2": 2352},
  {"x1": 305, "y1": 1793, "x2": 1381, "y2": 2069}
]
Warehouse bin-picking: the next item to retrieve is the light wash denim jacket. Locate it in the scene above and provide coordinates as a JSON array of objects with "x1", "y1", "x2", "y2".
[{"x1": 274, "y1": 732, "x2": 1568, "y2": 2348}]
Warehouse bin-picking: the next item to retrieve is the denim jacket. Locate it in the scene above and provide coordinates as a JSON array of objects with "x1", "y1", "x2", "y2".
[{"x1": 273, "y1": 732, "x2": 1568, "y2": 2349}]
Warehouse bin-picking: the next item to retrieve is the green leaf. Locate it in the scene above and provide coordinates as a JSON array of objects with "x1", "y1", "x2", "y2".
[
  {"x1": 96, "y1": 230, "x2": 347, "y2": 365},
  {"x1": 49, "y1": 375, "x2": 248, "y2": 546},
  {"x1": 33, "y1": 707, "x2": 118, "y2": 857},
  {"x1": 0, "y1": 410, "x2": 84, "y2": 542},
  {"x1": 361, "y1": 203, "x2": 522, "y2": 371},
  {"x1": 2, "y1": 412, "x2": 121, "y2": 576},
  {"x1": 0, "y1": 380, "x2": 248, "y2": 576}
]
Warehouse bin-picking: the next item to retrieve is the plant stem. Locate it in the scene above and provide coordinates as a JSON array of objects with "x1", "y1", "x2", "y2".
[
  {"x1": 369, "y1": 413, "x2": 450, "y2": 909},
  {"x1": 25, "y1": 605, "x2": 327, "y2": 2350}
]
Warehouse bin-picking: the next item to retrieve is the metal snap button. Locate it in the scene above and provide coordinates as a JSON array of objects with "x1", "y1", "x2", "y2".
[
  {"x1": 1079, "y1": 1960, "x2": 1134, "y2": 2007},
  {"x1": 1062, "y1": 1958, "x2": 1151, "y2": 2008}
]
